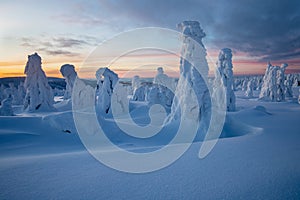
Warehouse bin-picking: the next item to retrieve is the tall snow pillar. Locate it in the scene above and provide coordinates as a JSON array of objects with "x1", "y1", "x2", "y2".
[
  {"x1": 213, "y1": 48, "x2": 236, "y2": 111},
  {"x1": 23, "y1": 53, "x2": 54, "y2": 112},
  {"x1": 168, "y1": 21, "x2": 210, "y2": 123},
  {"x1": 60, "y1": 64, "x2": 77, "y2": 100},
  {"x1": 95, "y1": 67, "x2": 128, "y2": 116}
]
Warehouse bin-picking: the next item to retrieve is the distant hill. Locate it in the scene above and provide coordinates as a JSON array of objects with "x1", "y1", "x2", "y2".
[{"x1": 0, "y1": 77, "x2": 66, "y2": 90}]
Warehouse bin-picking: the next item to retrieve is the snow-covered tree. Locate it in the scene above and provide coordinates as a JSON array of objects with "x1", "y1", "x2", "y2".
[
  {"x1": 213, "y1": 48, "x2": 236, "y2": 111},
  {"x1": 15, "y1": 82, "x2": 26, "y2": 105},
  {"x1": 132, "y1": 85, "x2": 147, "y2": 101},
  {"x1": 0, "y1": 95, "x2": 14, "y2": 116},
  {"x1": 8, "y1": 83, "x2": 17, "y2": 104},
  {"x1": 23, "y1": 53, "x2": 55, "y2": 112},
  {"x1": 292, "y1": 75, "x2": 299, "y2": 87},
  {"x1": 259, "y1": 62, "x2": 288, "y2": 102},
  {"x1": 146, "y1": 85, "x2": 161, "y2": 105},
  {"x1": 8, "y1": 82, "x2": 24, "y2": 105},
  {"x1": 132, "y1": 75, "x2": 141, "y2": 93},
  {"x1": 95, "y1": 67, "x2": 127, "y2": 116},
  {"x1": 131, "y1": 75, "x2": 147, "y2": 101},
  {"x1": 153, "y1": 67, "x2": 175, "y2": 91},
  {"x1": 167, "y1": 21, "x2": 210, "y2": 123},
  {"x1": 245, "y1": 79, "x2": 254, "y2": 98},
  {"x1": 276, "y1": 63, "x2": 288, "y2": 102},
  {"x1": 298, "y1": 88, "x2": 300, "y2": 104},
  {"x1": 0, "y1": 84, "x2": 5, "y2": 104},
  {"x1": 60, "y1": 64, "x2": 77, "y2": 100},
  {"x1": 284, "y1": 74, "x2": 293, "y2": 98},
  {"x1": 242, "y1": 79, "x2": 248, "y2": 91}
]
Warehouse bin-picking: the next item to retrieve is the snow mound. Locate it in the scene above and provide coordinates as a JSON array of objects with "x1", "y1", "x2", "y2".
[
  {"x1": 220, "y1": 115, "x2": 263, "y2": 138},
  {"x1": 254, "y1": 105, "x2": 272, "y2": 115},
  {"x1": 42, "y1": 111, "x2": 76, "y2": 134}
]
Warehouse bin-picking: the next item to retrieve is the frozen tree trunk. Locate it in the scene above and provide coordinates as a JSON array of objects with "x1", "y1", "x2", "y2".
[
  {"x1": 23, "y1": 53, "x2": 55, "y2": 112},
  {"x1": 167, "y1": 21, "x2": 210, "y2": 123},
  {"x1": 60, "y1": 64, "x2": 77, "y2": 100},
  {"x1": 213, "y1": 48, "x2": 236, "y2": 111}
]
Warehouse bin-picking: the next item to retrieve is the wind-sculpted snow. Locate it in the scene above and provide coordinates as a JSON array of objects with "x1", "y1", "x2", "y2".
[
  {"x1": 132, "y1": 85, "x2": 147, "y2": 101},
  {"x1": 72, "y1": 26, "x2": 227, "y2": 173},
  {"x1": 153, "y1": 67, "x2": 175, "y2": 91},
  {"x1": 259, "y1": 62, "x2": 288, "y2": 102},
  {"x1": 23, "y1": 53, "x2": 55, "y2": 112},
  {"x1": 245, "y1": 79, "x2": 254, "y2": 98},
  {"x1": 131, "y1": 75, "x2": 141, "y2": 94},
  {"x1": 213, "y1": 48, "x2": 236, "y2": 111},
  {"x1": 284, "y1": 74, "x2": 293, "y2": 98},
  {"x1": 60, "y1": 64, "x2": 77, "y2": 100},
  {"x1": 167, "y1": 21, "x2": 211, "y2": 123},
  {"x1": 95, "y1": 67, "x2": 128, "y2": 116}
]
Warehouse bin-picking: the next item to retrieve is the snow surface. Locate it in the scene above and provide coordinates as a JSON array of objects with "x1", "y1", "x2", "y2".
[{"x1": 0, "y1": 90, "x2": 300, "y2": 199}]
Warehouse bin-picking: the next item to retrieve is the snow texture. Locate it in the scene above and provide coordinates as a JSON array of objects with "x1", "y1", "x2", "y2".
[
  {"x1": 60, "y1": 64, "x2": 77, "y2": 100},
  {"x1": 259, "y1": 62, "x2": 288, "y2": 102},
  {"x1": 23, "y1": 53, "x2": 55, "y2": 112}
]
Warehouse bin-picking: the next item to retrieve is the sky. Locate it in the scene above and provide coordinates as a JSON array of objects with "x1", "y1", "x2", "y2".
[{"x1": 0, "y1": 0, "x2": 300, "y2": 78}]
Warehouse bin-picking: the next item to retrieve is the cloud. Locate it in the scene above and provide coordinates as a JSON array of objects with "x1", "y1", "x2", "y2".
[
  {"x1": 56, "y1": 0, "x2": 300, "y2": 63},
  {"x1": 37, "y1": 48, "x2": 80, "y2": 57},
  {"x1": 20, "y1": 35, "x2": 99, "y2": 57}
]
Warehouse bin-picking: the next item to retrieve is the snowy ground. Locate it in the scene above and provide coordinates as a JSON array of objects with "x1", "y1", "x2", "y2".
[{"x1": 0, "y1": 89, "x2": 300, "y2": 199}]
